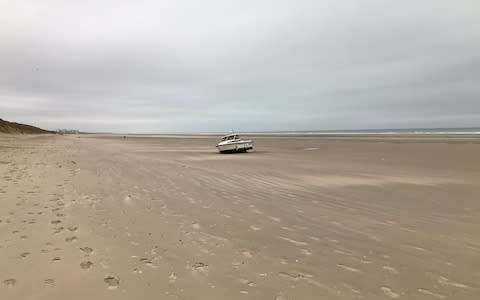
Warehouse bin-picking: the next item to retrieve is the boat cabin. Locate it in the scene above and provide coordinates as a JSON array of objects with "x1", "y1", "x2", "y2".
[{"x1": 220, "y1": 134, "x2": 239, "y2": 142}]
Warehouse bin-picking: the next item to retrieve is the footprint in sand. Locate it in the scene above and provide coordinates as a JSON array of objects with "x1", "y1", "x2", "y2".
[
  {"x1": 68, "y1": 226, "x2": 78, "y2": 232},
  {"x1": 3, "y1": 278, "x2": 16, "y2": 287},
  {"x1": 239, "y1": 278, "x2": 256, "y2": 287},
  {"x1": 169, "y1": 272, "x2": 177, "y2": 283},
  {"x1": 249, "y1": 225, "x2": 261, "y2": 231},
  {"x1": 65, "y1": 236, "x2": 78, "y2": 243},
  {"x1": 80, "y1": 261, "x2": 93, "y2": 269},
  {"x1": 20, "y1": 252, "x2": 30, "y2": 258},
  {"x1": 52, "y1": 257, "x2": 61, "y2": 262},
  {"x1": 44, "y1": 278, "x2": 56, "y2": 287},
  {"x1": 132, "y1": 268, "x2": 143, "y2": 275},
  {"x1": 191, "y1": 262, "x2": 209, "y2": 274},
  {"x1": 53, "y1": 227, "x2": 64, "y2": 234},
  {"x1": 104, "y1": 276, "x2": 120, "y2": 289},
  {"x1": 80, "y1": 247, "x2": 93, "y2": 255},
  {"x1": 51, "y1": 220, "x2": 61, "y2": 225},
  {"x1": 140, "y1": 258, "x2": 156, "y2": 268}
]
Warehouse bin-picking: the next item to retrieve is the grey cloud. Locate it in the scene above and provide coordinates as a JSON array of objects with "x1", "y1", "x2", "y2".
[{"x1": 0, "y1": 0, "x2": 479, "y2": 132}]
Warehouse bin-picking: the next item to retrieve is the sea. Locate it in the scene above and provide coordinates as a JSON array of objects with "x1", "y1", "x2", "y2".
[
  {"x1": 105, "y1": 127, "x2": 480, "y2": 137},
  {"x1": 240, "y1": 128, "x2": 480, "y2": 136}
]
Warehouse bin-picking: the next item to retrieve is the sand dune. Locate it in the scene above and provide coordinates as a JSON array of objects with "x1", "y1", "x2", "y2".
[
  {"x1": 0, "y1": 118, "x2": 53, "y2": 134},
  {"x1": 0, "y1": 134, "x2": 479, "y2": 299}
]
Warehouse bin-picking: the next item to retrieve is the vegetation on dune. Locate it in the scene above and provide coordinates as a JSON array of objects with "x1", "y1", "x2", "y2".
[{"x1": 0, "y1": 118, "x2": 54, "y2": 134}]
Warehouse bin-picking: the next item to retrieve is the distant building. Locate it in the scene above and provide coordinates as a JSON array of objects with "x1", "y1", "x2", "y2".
[{"x1": 56, "y1": 129, "x2": 81, "y2": 134}]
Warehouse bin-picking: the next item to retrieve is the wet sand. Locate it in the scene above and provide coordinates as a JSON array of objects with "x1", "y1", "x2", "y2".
[{"x1": 0, "y1": 134, "x2": 479, "y2": 299}]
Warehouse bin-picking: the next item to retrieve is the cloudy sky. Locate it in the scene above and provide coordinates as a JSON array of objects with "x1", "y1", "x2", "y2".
[{"x1": 1, "y1": 0, "x2": 479, "y2": 132}]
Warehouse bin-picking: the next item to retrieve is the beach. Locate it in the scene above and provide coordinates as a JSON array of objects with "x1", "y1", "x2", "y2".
[{"x1": 0, "y1": 134, "x2": 479, "y2": 299}]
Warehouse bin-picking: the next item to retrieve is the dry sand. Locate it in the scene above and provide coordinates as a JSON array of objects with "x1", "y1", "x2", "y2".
[{"x1": 0, "y1": 134, "x2": 479, "y2": 299}]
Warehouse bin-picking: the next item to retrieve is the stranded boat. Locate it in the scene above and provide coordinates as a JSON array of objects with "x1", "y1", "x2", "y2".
[{"x1": 216, "y1": 133, "x2": 254, "y2": 153}]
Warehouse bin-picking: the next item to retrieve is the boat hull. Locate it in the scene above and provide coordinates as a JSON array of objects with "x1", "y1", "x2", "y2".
[{"x1": 216, "y1": 141, "x2": 253, "y2": 153}]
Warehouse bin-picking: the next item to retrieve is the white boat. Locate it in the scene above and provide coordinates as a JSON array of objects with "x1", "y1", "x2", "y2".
[{"x1": 216, "y1": 133, "x2": 254, "y2": 153}]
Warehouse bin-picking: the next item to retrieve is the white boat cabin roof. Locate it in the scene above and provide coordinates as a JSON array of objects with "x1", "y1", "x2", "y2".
[{"x1": 220, "y1": 134, "x2": 240, "y2": 141}]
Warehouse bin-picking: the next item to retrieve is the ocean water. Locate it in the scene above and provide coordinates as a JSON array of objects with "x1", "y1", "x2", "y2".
[
  {"x1": 113, "y1": 128, "x2": 480, "y2": 136},
  {"x1": 243, "y1": 128, "x2": 480, "y2": 135}
]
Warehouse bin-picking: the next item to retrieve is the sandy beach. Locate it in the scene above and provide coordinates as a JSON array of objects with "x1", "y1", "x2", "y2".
[{"x1": 0, "y1": 134, "x2": 479, "y2": 299}]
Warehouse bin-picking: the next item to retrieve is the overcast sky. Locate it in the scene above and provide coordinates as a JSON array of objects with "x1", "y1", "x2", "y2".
[{"x1": 1, "y1": 0, "x2": 479, "y2": 132}]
